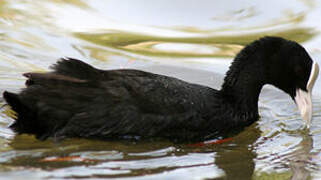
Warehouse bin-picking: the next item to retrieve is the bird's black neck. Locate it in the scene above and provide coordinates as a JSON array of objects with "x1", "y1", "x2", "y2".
[{"x1": 220, "y1": 42, "x2": 267, "y2": 117}]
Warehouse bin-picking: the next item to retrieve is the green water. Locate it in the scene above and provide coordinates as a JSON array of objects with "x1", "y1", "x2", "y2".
[{"x1": 0, "y1": 0, "x2": 321, "y2": 179}]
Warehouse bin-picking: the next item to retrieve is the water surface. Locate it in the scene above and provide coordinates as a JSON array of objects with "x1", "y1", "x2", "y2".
[{"x1": 0, "y1": 0, "x2": 321, "y2": 179}]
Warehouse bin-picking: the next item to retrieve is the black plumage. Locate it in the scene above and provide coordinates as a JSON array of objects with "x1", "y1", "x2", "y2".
[{"x1": 2, "y1": 37, "x2": 315, "y2": 142}]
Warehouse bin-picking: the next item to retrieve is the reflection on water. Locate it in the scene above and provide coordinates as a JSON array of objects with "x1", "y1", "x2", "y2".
[
  {"x1": 0, "y1": 0, "x2": 321, "y2": 179},
  {"x1": 75, "y1": 28, "x2": 316, "y2": 58},
  {"x1": 215, "y1": 124, "x2": 260, "y2": 180}
]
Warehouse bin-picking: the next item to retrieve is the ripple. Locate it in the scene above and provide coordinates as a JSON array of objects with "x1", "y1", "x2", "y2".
[{"x1": 0, "y1": 0, "x2": 321, "y2": 179}]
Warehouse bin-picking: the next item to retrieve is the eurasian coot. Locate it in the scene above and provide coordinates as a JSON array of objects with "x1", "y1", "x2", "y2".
[{"x1": 3, "y1": 37, "x2": 319, "y2": 141}]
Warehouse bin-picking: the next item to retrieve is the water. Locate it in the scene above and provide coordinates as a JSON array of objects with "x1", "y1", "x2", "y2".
[{"x1": 0, "y1": 0, "x2": 321, "y2": 179}]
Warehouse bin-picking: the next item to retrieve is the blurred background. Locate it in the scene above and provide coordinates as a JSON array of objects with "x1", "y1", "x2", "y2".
[{"x1": 0, "y1": 0, "x2": 321, "y2": 179}]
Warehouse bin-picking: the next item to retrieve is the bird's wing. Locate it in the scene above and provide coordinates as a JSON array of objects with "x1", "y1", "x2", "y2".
[{"x1": 9, "y1": 58, "x2": 218, "y2": 141}]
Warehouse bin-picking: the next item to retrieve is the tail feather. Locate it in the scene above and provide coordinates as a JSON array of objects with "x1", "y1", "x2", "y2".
[
  {"x1": 3, "y1": 91, "x2": 22, "y2": 113},
  {"x1": 22, "y1": 72, "x2": 88, "y2": 88},
  {"x1": 50, "y1": 57, "x2": 100, "y2": 79},
  {"x1": 2, "y1": 58, "x2": 110, "y2": 140},
  {"x1": 3, "y1": 91, "x2": 37, "y2": 135}
]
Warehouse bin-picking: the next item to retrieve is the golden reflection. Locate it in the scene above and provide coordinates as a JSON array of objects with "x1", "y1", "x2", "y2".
[
  {"x1": 83, "y1": 46, "x2": 113, "y2": 62},
  {"x1": 51, "y1": 0, "x2": 89, "y2": 8},
  {"x1": 75, "y1": 27, "x2": 316, "y2": 58},
  {"x1": 0, "y1": 1, "x2": 18, "y2": 24},
  {"x1": 1, "y1": 106, "x2": 16, "y2": 120},
  {"x1": 123, "y1": 41, "x2": 243, "y2": 57},
  {"x1": 300, "y1": 0, "x2": 316, "y2": 9},
  {"x1": 5, "y1": 34, "x2": 55, "y2": 52},
  {"x1": 0, "y1": 54, "x2": 46, "y2": 72}
]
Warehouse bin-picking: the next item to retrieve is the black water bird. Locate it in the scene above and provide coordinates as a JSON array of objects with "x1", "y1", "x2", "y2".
[{"x1": 2, "y1": 37, "x2": 319, "y2": 141}]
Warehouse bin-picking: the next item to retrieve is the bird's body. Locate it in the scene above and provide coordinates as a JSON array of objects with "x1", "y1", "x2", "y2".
[
  {"x1": 4, "y1": 61, "x2": 255, "y2": 141},
  {"x1": 3, "y1": 37, "x2": 319, "y2": 142}
]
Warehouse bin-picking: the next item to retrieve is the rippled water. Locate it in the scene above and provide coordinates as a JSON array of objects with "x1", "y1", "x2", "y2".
[{"x1": 0, "y1": 0, "x2": 321, "y2": 179}]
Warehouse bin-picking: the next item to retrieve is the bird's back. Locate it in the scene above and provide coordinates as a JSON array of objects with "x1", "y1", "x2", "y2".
[{"x1": 4, "y1": 58, "x2": 231, "y2": 141}]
